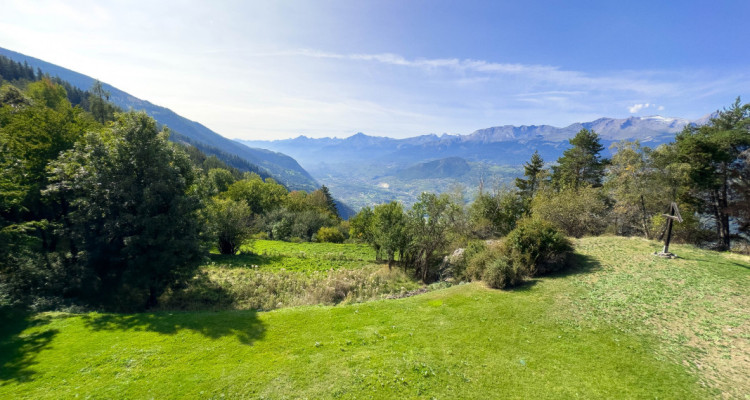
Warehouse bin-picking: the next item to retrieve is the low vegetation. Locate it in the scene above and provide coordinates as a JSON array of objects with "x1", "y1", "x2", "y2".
[
  {"x1": 3, "y1": 237, "x2": 746, "y2": 399},
  {"x1": 159, "y1": 240, "x2": 421, "y2": 311},
  {"x1": 2, "y1": 53, "x2": 750, "y2": 399}
]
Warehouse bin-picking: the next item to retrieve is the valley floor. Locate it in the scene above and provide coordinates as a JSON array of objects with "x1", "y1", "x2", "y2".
[{"x1": 1, "y1": 237, "x2": 748, "y2": 399}]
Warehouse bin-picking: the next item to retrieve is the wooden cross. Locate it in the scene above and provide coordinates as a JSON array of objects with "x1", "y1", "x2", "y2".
[{"x1": 661, "y1": 202, "x2": 683, "y2": 255}]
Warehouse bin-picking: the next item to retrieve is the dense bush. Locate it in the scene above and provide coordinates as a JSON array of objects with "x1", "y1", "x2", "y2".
[
  {"x1": 504, "y1": 218, "x2": 573, "y2": 275},
  {"x1": 316, "y1": 226, "x2": 345, "y2": 243},
  {"x1": 531, "y1": 187, "x2": 608, "y2": 238},
  {"x1": 455, "y1": 218, "x2": 572, "y2": 288},
  {"x1": 469, "y1": 189, "x2": 525, "y2": 238},
  {"x1": 482, "y1": 256, "x2": 526, "y2": 289},
  {"x1": 462, "y1": 241, "x2": 493, "y2": 281}
]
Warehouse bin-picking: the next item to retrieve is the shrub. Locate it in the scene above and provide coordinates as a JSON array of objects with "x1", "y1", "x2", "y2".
[
  {"x1": 316, "y1": 226, "x2": 345, "y2": 243},
  {"x1": 463, "y1": 241, "x2": 493, "y2": 281},
  {"x1": 469, "y1": 188, "x2": 525, "y2": 239},
  {"x1": 531, "y1": 187, "x2": 608, "y2": 237},
  {"x1": 482, "y1": 256, "x2": 526, "y2": 289},
  {"x1": 505, "y1": 218, "x2": 573, "y2": 275}
]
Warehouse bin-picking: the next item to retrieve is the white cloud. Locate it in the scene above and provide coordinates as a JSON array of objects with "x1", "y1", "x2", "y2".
[
  {"x1": 628, "y1": 103, "x2": 649, "y2": 113},
  {"x1": 627, "y1": 103, "x2": 666, "y2": 113}
]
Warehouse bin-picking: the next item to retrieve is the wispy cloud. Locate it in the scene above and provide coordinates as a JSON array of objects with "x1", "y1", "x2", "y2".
[{"x1": 273, "y1": 49, "x2": 681, "y2": 96}]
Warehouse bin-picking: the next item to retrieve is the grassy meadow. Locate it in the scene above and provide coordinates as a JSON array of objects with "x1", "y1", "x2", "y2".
[
  {"x1": 1, "y1": 237, "x2": 748, "y2": 399},
  {"x1": 161, "y1": 240, "x2": 421, "y2": 311}
]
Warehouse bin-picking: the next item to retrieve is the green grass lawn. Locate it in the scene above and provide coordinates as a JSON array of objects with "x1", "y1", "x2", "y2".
[
  {"x1": 2, "y1": 237, "x2": 747, "y2": 399},
  {"x1": 208, "y1": 240, "x2": 376, "y2": 272}
]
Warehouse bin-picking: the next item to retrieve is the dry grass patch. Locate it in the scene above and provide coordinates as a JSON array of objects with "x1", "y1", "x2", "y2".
[{"x1": 569, "y1": 236, "x2": 750, "y2": 399}]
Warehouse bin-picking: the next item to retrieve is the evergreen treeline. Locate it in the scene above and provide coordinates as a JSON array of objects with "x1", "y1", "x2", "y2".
[{"x1": 0, "y1": 54, "x2": 90, "y2": 108}]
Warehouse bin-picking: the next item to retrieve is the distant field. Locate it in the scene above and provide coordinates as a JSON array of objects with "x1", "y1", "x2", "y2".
[
  {"x1": 208, "y1": 240, "x2": 376, "y2": 272},
  {"x1": 2, "y1": 237, "x2": 747, "y2": 399}
]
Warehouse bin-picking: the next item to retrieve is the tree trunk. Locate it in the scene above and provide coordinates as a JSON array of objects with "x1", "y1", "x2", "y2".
[
  {"x1": 712, "y1": 189, "x2": 731, "y2": 251},
  {"x1": 640, "y1": 194, "x2": 651, "y2": 239}
]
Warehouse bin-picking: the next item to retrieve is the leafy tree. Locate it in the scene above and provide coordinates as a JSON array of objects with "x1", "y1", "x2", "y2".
[
  {"x1": 0, "y1": 81, "x2": 95, "y2": 308},
  {"x1": 0, "y1": 85, "x2": 30, "y2": 109},
  {"x1": 349, "y1": 206, "x2": 377, "y2": 251},
  {"x1": 674, "y1": 98, "x2": 750, "y2": 250},
  {"x1": 469, "y1": 187, "x2": 524, "y2": 238},
  {"x1": 48, "y1": 111, "x2": 203, "y2": 309},
  {"x1": 290, "y1": 210, "x2": 335, "y2": 241},
  {"x1": 405, "y1": 193, "x2": 454, "y2": 281},
  {"x1": 206, "y1": 197, "x2": 252, "y2": 255},
  {"x1": 552, "y1": 128, "x2": 608, "y2": 189},
  {"x1": 226, "y1": 174, "x2": 287, "y2": 215},
  {"x1": 284, "y1": 190, "x2": 309, "y2": 212},
  {"x1": 27, "y1": 78, "x2": 69, "y2": 111},
  {"x1": 373, "y1": 201, "x2": 407, "y2": 268},
  {"x1": 730, "y1": 149, "x2": 750, "y2": 236},
  {"x1": 207, "y1": 168, "x2": 236, "y2": 195},
  {"x1": 531, "y1": 187, "x2": 608, "y2": 238},
  {"x1": 605, "y1": 141, "x2": 660, "y2": 237}
]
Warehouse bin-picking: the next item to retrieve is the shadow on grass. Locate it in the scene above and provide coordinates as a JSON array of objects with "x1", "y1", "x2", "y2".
[
  {"x1": 0, "y1": 312, "x2": 58, "y2": 384},
  {"x1": 504, "y1": 253, "x2": 601, "y2": 292},
  {"x1": 553, "y1": 253, "x2": 602, "y2": 278},
  {"x1": 81, "y1": 309, "x2": 265, "y2": 346}
]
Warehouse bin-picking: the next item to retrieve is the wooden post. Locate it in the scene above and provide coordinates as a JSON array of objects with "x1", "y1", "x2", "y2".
[
  {"x1": 658, "y1": 202, "x2": 682, "y2": 258},
  {"x1": 663, "y1": 208, "x2": 674, "y2": 254}
]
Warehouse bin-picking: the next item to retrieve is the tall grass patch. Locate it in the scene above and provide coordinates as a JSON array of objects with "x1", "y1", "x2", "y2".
[{"x1": 159, "y1": 265, "x2": 422, "y2": 311}]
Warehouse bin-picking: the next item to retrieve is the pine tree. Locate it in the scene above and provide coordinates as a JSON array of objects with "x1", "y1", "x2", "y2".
[
  {"x1": 552, "y1": 128, "x2": 607, "y2": 189},
  {"x1": 515, "y1": 150, "x2": 545, "y2": 198},
  {"x1": 319, "y1": 185, "x2": 339, "y2": 218}
]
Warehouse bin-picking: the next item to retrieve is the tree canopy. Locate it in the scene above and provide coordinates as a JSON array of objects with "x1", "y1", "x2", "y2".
[{"x1": 552, "y1": 128, "x2": 607, "y2": 189}]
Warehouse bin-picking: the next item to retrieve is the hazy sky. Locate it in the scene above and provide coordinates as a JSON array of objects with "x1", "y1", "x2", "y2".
[{"x1": 2, "y1": 0, "x2": 749, "y2": 140}]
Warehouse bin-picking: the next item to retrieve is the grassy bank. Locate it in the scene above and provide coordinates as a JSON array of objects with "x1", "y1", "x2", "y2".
[{"x1": 1, "y1": 237, "x2": 747, "y2": 399}]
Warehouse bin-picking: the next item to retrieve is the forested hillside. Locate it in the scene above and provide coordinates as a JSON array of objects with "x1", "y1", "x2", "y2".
[{"x1": 0, "y1": 47, "x2": 319, "y2": 192}]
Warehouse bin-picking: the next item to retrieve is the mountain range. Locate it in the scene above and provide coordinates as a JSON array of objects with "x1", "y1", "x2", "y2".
[
  {"x1": 2, "y1": 46, "x2": 712, "y2": 213},
  {"x1": 0, "y1": 47, "x2": 319, "y2": 192},
  {"x1": 237, "y1": 114, "x2": 710, "y2": 210},
  {"x1": 237, "y1": 114, "x2": 700, "y2": 168}
]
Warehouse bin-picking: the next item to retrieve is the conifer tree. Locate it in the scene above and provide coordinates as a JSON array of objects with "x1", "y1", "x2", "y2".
[
  {"x1": 552, "y1": 128, "x2": 607, "y2": 189},
  {"x1": 515, "y1": 150, "x2": 546, "y2": 199}
]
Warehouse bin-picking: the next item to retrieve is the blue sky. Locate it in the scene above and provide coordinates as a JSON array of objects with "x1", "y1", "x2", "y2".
[{"x1": 1, "y1": 0, "x2": 748, "y2": 139}]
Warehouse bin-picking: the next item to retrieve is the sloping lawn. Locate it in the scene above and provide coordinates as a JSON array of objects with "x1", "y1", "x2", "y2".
[
  {"x1": 2, "y1": 236, "x2": 746, "y2": 399},
  {"x1": 569, "y1": 237, "x2": 750, "y2": 399}
]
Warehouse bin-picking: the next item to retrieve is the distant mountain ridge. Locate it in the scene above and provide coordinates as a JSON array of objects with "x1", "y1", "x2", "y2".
[
  {"x1": 0, "y1": 47, "x2": 319, "y2": 192},
  {"x1": 237, "y1": 114, "x2": 700, "y2": 168}
]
